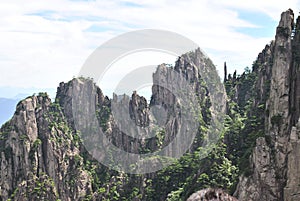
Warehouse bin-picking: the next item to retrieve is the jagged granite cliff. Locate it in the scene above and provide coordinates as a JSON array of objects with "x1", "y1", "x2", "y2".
[
  {"x1": 0, "y1": 47, "x2": 230, "y2": 200},
  {"x1": 1, "y1": 8, "x2": 300, "y2": 201},
  {"x1": 230, "y1": 9, "x2": 300, "y2": 201},
  {"x1": 0, "y1": 94, "x2": 94, "y2": 200}
]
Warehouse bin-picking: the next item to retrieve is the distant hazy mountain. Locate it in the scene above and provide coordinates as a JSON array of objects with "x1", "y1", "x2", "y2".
[
  {"x1": 0, "y1": 88, "x2": 56, "y2": 126},
  {"x1": 0, "y1": 97, "x2": 19, "y2": 126}
]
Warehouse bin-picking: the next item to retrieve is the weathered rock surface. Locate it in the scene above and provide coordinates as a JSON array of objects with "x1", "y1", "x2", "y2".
[
  {"x1": 0, "y1": 94, "x2": 94, "y2": 200},
  {"x1": 187, "y1": 188, "x2": 238, "y2": 201},
  {"x1": 235, "y1": 9, "x2": 300, "y2": 201},
  {"x1": 3, "y1": 8, "x2": 300, "y2": 201},
  {"x1": 0, "y1": 47, "x2": 222, "y2": 200}
]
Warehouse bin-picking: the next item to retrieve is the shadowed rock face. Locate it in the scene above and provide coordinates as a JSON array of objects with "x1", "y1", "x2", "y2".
[{"x1": 187, "y1": 188, "x2": 238, "y2": 201}]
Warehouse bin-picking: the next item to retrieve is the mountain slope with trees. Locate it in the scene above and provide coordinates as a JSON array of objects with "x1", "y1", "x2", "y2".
[{"x1": 0, "y1": 9, "x2": 300, "y2": 201}]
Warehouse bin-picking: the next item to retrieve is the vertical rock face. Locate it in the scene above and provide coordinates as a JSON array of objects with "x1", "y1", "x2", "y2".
[
  {"x1": 284, "y1": 13, "x2": 300, "y2": 201},
  {"x1": 0, "y1": 94, "x2": 94, "y2": 200},
  {"x1": 290, "y1": 15, "x2": 300, "y2": 127},
  {"x1": 235, "y1": 9, "x2": 300, "y2": 201}
]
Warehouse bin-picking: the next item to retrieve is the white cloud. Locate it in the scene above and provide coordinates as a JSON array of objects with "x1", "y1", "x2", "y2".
[
  {"x1": 219, "y1": 0, "x2": 300, "y2": 21},
  {"x1": 0, "y1": 0, "x2": 299, "y2": 95}
]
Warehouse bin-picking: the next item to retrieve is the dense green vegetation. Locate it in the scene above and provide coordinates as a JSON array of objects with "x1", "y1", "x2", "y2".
[{"x1": 224, "y1": 64, "x2": 269, "y2": 178}]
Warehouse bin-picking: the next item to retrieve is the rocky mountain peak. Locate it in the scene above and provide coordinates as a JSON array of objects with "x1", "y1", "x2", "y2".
[
  {"x1": 234, "y1": 9, "x2": 300, "y2": 201},
  {"x1": 0, "y1": 91, "x2": 95, "y2": 200},
  {"x1": 2, "y1": 9, "x2": 300, "y2": 201}
]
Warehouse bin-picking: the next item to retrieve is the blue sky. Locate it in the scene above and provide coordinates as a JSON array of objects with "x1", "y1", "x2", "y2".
[
  {"x1": 0, "y1": 0, "x2": 299, "y2": 100},
  {"x1": 237, "y1": 11, "x2": 277, "y2": 38}
]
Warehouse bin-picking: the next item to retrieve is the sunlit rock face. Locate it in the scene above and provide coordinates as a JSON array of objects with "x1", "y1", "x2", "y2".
[{"x1": 235, "y1": 9, "x2": 300, "y2": 201}]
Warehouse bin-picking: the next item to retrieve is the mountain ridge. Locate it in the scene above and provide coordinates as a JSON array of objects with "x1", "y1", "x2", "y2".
[{"x1": 0, "y1": 8, "x2": 300, "y2": 201}]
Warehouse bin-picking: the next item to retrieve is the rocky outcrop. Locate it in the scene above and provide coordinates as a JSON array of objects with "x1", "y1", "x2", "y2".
[
  {"x1": 235, "y1": 9, "x2": 300, "y2": 201},
  {"x1": 284, "y1": 14, "x2": 300, "y2": 201},
  {"x1": 187, "y1": 188, "x2": 238, "y2": 201},
  {"x1": 0, "y1": 94, "x2": 94, "y2": 200},
  {"x1": 5, "y1": 9, "x2": 300, "y2": 200},
  {"x1": 0, "y1": 46, "x2": 222, "y2": 200}
]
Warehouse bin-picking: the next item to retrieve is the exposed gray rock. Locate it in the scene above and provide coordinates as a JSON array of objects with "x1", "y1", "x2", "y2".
[
  {"x1": 0, "y1": 47, "x2": 221, "y2": 200},
  {"x1": 235, "y1": 9, "x2": 300, "y2": 201},
  {"x1": 0, "y1": 94, "x2": 94, "y2": 200},
  {"x1": 187, "y1": 188, "x2": 238, "y2": 201}
]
